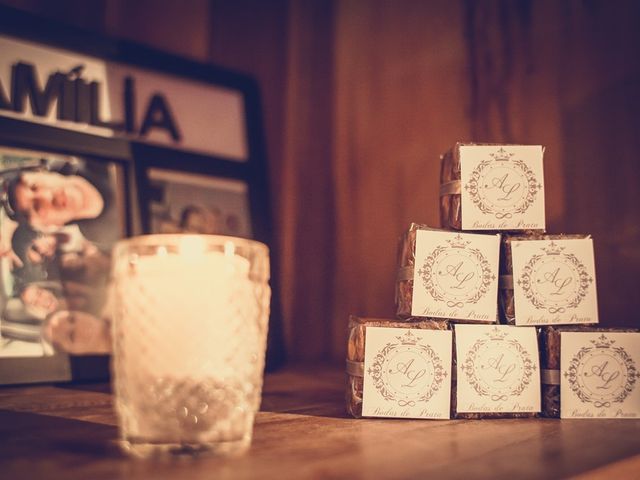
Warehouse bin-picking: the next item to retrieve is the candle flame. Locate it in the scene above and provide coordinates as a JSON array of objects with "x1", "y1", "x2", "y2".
[
  {"x1": 224, "y1": 240, "x2": 235, "y2": 257},
  {"x1": 179, "y1": 236, "x2": 207, "y2": 259}
]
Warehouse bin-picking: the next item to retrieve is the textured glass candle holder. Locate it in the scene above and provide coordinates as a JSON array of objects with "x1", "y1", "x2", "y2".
[{"x1": 111, "y1": 235, "x2": 270, "y2": 457}]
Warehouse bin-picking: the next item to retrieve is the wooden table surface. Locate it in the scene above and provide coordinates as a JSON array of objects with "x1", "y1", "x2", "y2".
[{"x1": 1, "y1": 364, "x2": 639, "y2": 479}]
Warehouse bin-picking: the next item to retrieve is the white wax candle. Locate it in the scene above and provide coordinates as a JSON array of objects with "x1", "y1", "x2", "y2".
[{"x1": 114, "y1": 239, "x2": 259, "y2": 380}]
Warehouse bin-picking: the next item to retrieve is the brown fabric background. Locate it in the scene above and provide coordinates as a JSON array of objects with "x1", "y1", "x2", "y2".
[{"x1": 2, "y1": 0, "x2": 639, "y2": 361}]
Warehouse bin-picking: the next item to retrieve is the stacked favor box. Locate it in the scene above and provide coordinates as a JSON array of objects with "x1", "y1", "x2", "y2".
[{"x1": 346, "y1": 142, "x2": 640, "y2": 420}]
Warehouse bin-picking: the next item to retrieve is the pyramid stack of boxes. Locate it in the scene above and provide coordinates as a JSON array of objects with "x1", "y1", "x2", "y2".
[{"x1": 346, "y1": 143, "x2": 640, "y2": 420}]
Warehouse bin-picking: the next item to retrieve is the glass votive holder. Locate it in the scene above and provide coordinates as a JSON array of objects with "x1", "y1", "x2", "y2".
[{"x1": 110, "y1": 234, "x2": 270, "y2": 457}]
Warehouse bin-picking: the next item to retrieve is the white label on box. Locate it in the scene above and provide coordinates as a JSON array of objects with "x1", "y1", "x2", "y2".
[
  {"x1": 512, "y1": 239, "x2": 598, "y2": 326},
  {"x1": 362, "y1": 327, "x2": 452, "y2": 419},
  {"x1": 455, "y1": 324, "x2": 540, "y2": 413},
  {"x1": 411, "y1": 229, "x2": 500, "y2": 322},
  {"x1": 561, "y1": 332, "x2": 640, "y2": 419},
  {"x1": 460, "y1": 145, "x2": 545, "y2": 230}
]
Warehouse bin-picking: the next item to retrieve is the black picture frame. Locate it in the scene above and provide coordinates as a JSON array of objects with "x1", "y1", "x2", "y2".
[
  {"x1": 0, "y1": 120, "x2": 131, "y2": 385},
  {"x1": 0, "y1": 6, "x2": 285, "y2": 383},
  {"x1": 135, "y1": 162, "x2": 253, "y2": 238}
]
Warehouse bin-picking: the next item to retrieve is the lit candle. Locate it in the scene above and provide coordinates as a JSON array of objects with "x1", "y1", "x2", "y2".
[{"x1": 111, "y1": 235, "x2": 270, "y2": 456}]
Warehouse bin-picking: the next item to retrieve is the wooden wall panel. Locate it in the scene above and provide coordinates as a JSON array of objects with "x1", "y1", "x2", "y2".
[
  {"x1": 206, "y1": 0, "x2": 290, "y2": 364},
  {"x1": 104, "y1": 0, "x2": 211, "y2": 61},
  {"x1": 2, "y1": 0, "x2": 639, "y2": 361},
  {"x1": 207, "y1": 0, "x2": 336, "y2": 361},
  {"x1": 331, "y1": 0, "x2": 640, "y2": 357},
  {"x1": 279, "y1": 1, "x2": 336, "y2": 360},
  {"x1": 462, "y1": 0, "x2": 567, "y2": 225},
  {"x1": 0, "y1": 0, "x2": 108, "y2": 32},
  {"x1": 332, "y1": 0, "x2": 474, "y2": 358},
  {"x1": 556, "y1": 2, "x2": 640, "y2": 327}
]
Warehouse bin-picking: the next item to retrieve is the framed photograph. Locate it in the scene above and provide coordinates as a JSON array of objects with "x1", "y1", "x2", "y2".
[
  {"x1": 0, "y1": 6, "x2": 284, "y2": 383},
  {"x1": 0, "y1": 145, "x2": 129, "y2": 384},
  {"x1": 140, "y1": 168, "x2": 252, "y2": 238}
]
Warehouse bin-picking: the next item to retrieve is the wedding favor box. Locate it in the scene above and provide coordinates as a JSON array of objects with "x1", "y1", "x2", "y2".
[
  {"x1": 346, "y1": 319, "x2": 543, "y2": 420},
  {"x1": 439, "y1": 143, "x2": 546, "y2": 231},
  {"x1": 539, "y1": 327, "x2": 640, "y2": 418},
  {"x1": 396, "y1": 224, "x2": 500, "y2": 323},
  {"x1": 499, "y1": 235, "x2": 598, "y2": 326},
  {"x1": 346, "y1": 316, "x2": 450, "y2": 419},
  {"x1": 452, "y1": 324, "x2": 540, "y2": 418}
]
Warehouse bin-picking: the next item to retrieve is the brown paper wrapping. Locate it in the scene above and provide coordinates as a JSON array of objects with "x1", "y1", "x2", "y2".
[
  {"x1": 395, "y1": 223, "x2": 430, "y2": 319},
  {"x1": 345, "y1": 316, "x2": 449, "y2": 418},
  {"x1": 439, "y1": 145, "x2": 462, "y2": 230},
  {"x1": 499, "y1": 233, "x2": 591, "y2": 325},
  {"x1": 539, "y1": 325, "x2": 638, "y2": 418}
]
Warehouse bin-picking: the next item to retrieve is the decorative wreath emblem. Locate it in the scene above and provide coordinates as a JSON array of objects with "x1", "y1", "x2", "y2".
[
  {"x1": 368, "y1": 330, "x2": 447, "y2": 407},
  {"x1": 564, "y1": 334, "x2": 639, "y2": 408},
  {"x1": 417, "y1": 234, "x2": 495, "y2": 308},
  {"x1": 461, "y1": 327, "x2": 536, "y2": 401},
  {"x1": 464, "y1": 148, "x2": 542, "y2": 219},
  {"x1": 517, "y1": 241, "x2": 592, "y2": 314}
]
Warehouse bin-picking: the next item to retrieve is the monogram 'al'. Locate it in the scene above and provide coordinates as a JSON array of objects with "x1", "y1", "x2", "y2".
[
  {"x1": 439, "y1": 143, "x2": 546, "y2": 232},
  {"x1": 454, "y1": 324, "x2": 541, "y2": 416},
  {"x1": 397, "y1": 226, "x2": 500, "y2": 323},
  {"x1": 499, "y1": 234, "x2": 598, "y2": 326},
  {"x1": 560, "y1": 332, "x2": 640, "y2": 419}
]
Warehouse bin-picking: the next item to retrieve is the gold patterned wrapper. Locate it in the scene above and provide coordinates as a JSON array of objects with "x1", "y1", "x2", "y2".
[
  {"x1": 345, "y1": 315, "x2": 449, "y2": 418},
  {"x1": 539, "y1": 325, "x2": 638, "y2": 418},
  {"x1": 499, "y1": 233, "x2": 591, "y2": 325}
]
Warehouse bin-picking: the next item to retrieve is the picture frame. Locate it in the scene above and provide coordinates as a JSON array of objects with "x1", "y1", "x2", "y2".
[
  {"x1": 137, "y1": 166, "x2": 252, "y2": 238},
  {"x1": 0, "y1": 6, "x2": 285, "y2": 383},
  {"x1": 0, "y1": 135, "x2": 131, "y2": 385}
]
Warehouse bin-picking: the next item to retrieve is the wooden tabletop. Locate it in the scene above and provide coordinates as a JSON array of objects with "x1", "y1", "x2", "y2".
[{"x1": 1, "y1": 364, "x2": 639, "y2": 479}]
